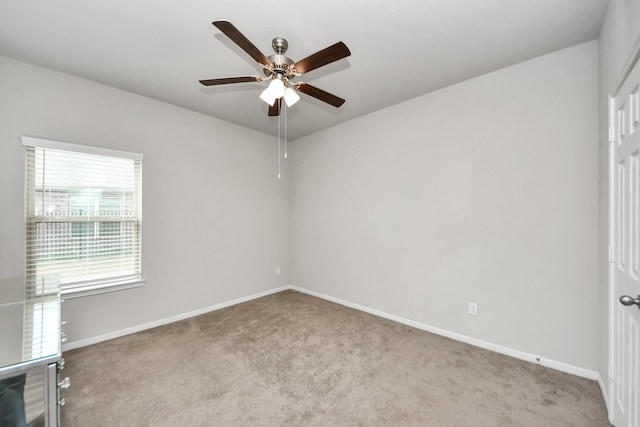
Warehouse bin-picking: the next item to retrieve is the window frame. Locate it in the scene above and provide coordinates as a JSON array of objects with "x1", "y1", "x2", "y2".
[{"x1": 22, "y1": 136, "x2": 145, "y2": 298}]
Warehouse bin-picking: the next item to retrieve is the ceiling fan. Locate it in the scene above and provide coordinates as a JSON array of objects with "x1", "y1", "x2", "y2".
[{"x1": 199, "y1": 21, "x2": 351, "y2": 116}]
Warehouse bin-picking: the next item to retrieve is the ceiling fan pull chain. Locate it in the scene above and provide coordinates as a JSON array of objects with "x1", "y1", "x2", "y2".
[
  {"x1": 284, "y1": 102, "x2": 288, "y2": 159},
  {"x1": 277, "y1": 104, "x2": 282, "y2": 179}
]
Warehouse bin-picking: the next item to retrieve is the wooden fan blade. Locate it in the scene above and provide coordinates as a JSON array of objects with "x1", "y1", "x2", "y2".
[
  {"x1": 293, "y1": 42, "x2": 351, "y2": 75},
  {"x1": 268, "y1": 98, "x2": 282, "y2": 116},
  {"x1": 213, "y1": 21, "x2": 269, "y2": 65},
  {"x1": 199, "y1": 76, "x2": 261, "y2": 86},
  {"x1": 297, "y1": 83, "x2": 345, "y2": 107}
]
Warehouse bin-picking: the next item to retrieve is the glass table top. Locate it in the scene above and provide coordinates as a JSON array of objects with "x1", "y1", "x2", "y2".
[{"x1": 0, "y1": 277, "x2": 61, "y2": 377}]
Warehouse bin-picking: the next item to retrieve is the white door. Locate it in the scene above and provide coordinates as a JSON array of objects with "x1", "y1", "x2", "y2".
[{"x1": 612, "y1": 55, "x2": 640, "y2": 427}]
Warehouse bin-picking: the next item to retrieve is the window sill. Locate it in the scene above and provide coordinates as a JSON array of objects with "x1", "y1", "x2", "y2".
[{"x1": 60, "y1": 278, "x2": 146, "y2": 299}]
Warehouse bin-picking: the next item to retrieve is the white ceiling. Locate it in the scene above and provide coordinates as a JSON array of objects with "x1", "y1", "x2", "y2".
[{"x1": 0, "y1": 0, "x2": 608, "y2": 140}]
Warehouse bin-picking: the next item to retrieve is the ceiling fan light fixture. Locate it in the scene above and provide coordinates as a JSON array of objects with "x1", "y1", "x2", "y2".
[
  {"x1": 283, "y1": 87, "x2": 300, "y2": 107},
  {"x1": 260, "y1": 87, "x2": 278, "y2": 106}
]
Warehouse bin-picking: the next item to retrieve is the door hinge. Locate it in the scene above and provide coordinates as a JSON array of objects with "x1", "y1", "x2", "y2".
[
  {"x1": 609, "y1": 246, "x2": 615, "y2": 263},
  {"x1": 608, "y1": 363, "x2": 614, "y2": 381},
  {"x1": 609, "y1": 126, "x2": 616, "y2": 143}
]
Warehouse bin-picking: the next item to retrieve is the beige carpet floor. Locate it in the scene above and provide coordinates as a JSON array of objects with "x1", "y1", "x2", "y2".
[{"x1": 59, "y1": 290, "x2": 610, "y2": 426}]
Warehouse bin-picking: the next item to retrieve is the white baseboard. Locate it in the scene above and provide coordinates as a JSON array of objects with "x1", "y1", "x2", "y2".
[
  {"x1": 62, "y1": 286, "x2": 290, "y2": 351},
  {"x1": 597, "y1": 374, "x2": 611, "y2": 422},
  {"x1": 290, "y1": 285, "x2": 600, "y2": 381}
]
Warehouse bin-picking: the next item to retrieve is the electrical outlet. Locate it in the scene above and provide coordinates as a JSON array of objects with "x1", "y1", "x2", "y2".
[
  {"x1": 275, "y1": 266, "x2": 281, "y2": 275},
  {"x1": 468, "y1": 302, "x2": 478, "y2": 316}
]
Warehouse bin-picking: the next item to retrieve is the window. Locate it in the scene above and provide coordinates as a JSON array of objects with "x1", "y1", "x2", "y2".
[{"x1": 23, "y1": 136, "x2": 144, "y2": 297}]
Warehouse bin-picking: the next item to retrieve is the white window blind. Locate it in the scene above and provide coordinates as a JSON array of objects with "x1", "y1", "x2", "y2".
[{"x1": 23, "y1": 137, "x2": 143, "y2": 295}]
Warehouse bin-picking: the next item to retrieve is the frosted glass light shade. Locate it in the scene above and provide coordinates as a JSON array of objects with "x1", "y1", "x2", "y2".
[
  {"x1": 260, "y1": 88, "x2": 277, "y2": 106},
  {"x1": 283, "y1": 87, "x2": 300, "y2": 107},
  {"x1": 267, "y1": 78, "x2": 285, "y2": 98}
]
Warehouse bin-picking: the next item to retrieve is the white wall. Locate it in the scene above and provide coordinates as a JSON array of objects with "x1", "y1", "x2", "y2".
[
  {"x1": 0, "y1": 56, "x2": 290, "y2": 344},
  {"x1": 290, "y1": 41, "x2": 599, "y2": 371},
  {"x1": 597, "y1": 0, "x2": 640, "y2": 408}
]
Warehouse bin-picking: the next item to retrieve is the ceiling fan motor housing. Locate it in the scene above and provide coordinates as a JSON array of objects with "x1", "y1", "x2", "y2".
[
  {"x1": 265, "y1": 53, "x2": 294, "y2": 78},
  {"x1": 263, "y1": 37, "x2": 294, "y2": 78}
]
